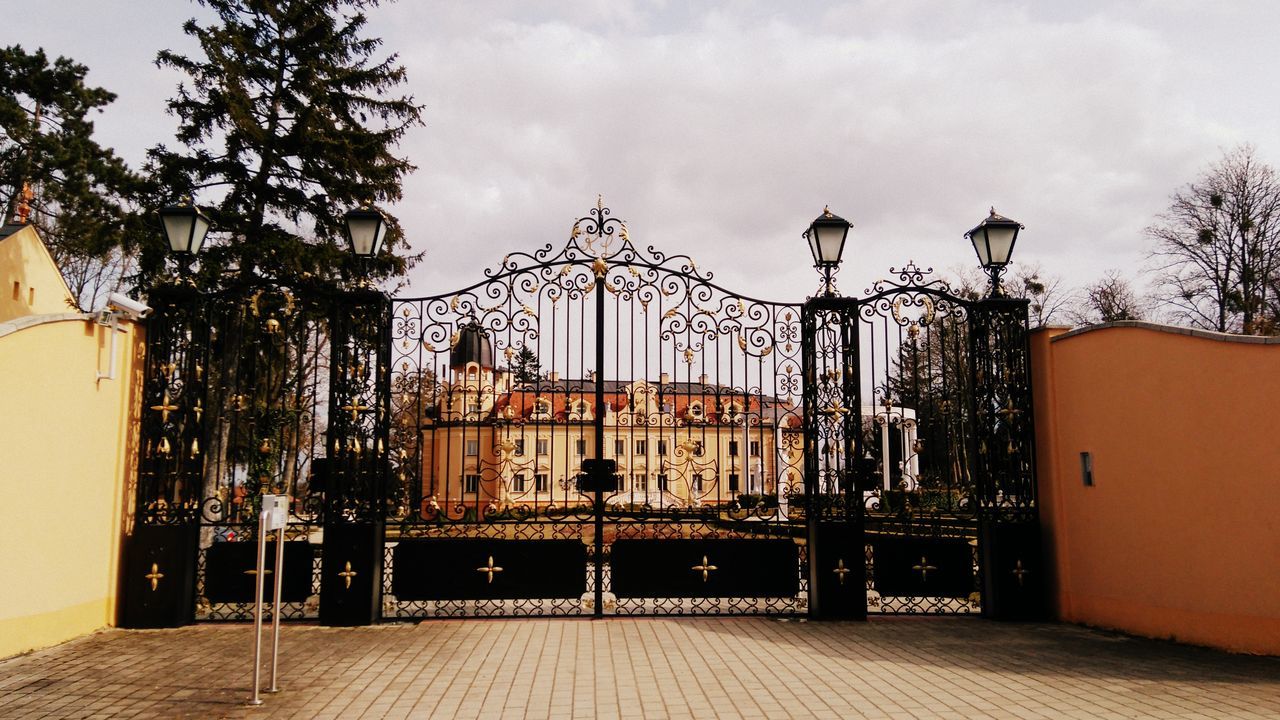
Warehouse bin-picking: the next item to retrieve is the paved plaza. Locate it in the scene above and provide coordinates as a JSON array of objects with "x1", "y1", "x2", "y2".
[{"x1": 1, "y1": 618, "x2": 1277, "y2": 719}]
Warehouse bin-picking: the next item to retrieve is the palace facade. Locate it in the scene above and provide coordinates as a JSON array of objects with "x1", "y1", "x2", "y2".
[{"x1": 418, "y1": 326, "x2": 805, "y2": 509}]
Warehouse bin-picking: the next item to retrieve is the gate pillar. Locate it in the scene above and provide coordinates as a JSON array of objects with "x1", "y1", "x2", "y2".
[
  {"x1": 119, "y1": 286, "x2": 207, "y2": 629},
  {"x1": 808, "y1": 521, "x2": 866, "y2": 619},
  {"x1": 120, "y1": 524, "x2": 200, "y2": 628},
  {"x1": 978, "y1": 518, "x2": 1046, "y2": 620},
  {"x1": 319, "y1": 520, "x2": 385, "y2": 625},
  {"x1": 319, "y1": 289, "x2": 391, "y2": 625},
  {"x1": 802, "y1": 298, "x2": 867, "y2": 619},
  {"x1": 970, "y1": 297, "x2": 1047, "y2": 620}
]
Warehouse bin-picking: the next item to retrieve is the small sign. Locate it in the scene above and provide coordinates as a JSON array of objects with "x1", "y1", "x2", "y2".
[
  {"x1": 577, "y1": 459, "x2": 619, "y2": 493},
  {"x1": 261, "y1": 494, "x2": 290, "y2": 531}
]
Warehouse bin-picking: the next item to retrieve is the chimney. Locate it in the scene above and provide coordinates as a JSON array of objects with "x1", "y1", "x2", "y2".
[
  {"x1": 589, "y1": 370, "x2": 597, "y2": 383},
  {"x1": 698, "y1": 373, "x2": 709, "y2": 385},
  {"x1": 548, "y1": 370, "x2": 560, "y2": 382},
  {"x1": 659, "y1": 372, "x2": 671, "y2": 384}
]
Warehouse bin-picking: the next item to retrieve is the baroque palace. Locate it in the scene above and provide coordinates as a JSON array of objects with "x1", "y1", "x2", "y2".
[{"x1": 418, "y1": 324, "x2": 805, "y2": 509}]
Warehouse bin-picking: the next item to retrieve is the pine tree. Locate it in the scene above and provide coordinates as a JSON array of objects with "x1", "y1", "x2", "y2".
[
  {"x1": 0, "y1": 45, "x2": 147, "y2": 308},
  {"x1": 511, "y1": 346, "x2": 542, "y2": 384},
  {"x1": 144, "y1": 0, "x2": 425, "y2": 289}
]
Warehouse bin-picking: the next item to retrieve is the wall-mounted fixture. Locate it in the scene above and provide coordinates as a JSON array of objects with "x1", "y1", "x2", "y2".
[{"x1": 1080, "y1": 451, "x2": 1094, "y2": 487}]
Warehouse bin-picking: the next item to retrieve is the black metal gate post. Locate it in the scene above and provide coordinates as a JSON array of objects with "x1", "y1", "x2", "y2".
[
  {"x1": 319, "y1": 288, "x2": 392, "y2": 626},
  {"x1": 120, "y1": 285, "x2": 207, "y2": 628},
  {"x1": 970, "y1": 296, "x2": 1046, "y2": 620},
  {"x1": 801, "y1": 296, "x2": 867, "y2": 620}
]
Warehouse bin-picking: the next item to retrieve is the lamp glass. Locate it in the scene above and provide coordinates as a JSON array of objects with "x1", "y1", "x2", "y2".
[
  {"x1": 814, "y1": 222, "x2": 847, "y2": 265},
  {"x1": 983, "y1": 225, "x2": 1017, "y2": 266},
  {"x1": 970, "y1": 231, "x2": 992, "y2": 266},
  {"x1": 345, "y1": 207, "x2": 387, "y2": 257},
  {"x1": 162, "y1": 213, "x2": 194, "y2": 254},
  {"x1": 190, "y1": 214, "x2": 211, "y2": 255}
]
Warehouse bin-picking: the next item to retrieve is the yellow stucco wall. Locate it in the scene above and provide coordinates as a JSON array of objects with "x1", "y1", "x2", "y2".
[
  {"x1": 0, "y1": 224, "x2": 77, "y2": 321},
  {"x1": 0, "y1": 314, "x2": 144, "y2": 658}
]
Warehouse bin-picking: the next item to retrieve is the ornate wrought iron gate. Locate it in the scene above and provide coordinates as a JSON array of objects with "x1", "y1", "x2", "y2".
[
  {"x1": 120, "y1": 201, "x2": 1043, "y2": 626},
  {"x1": 802, "y1": 264, "x2": 1044, "y2": 619},
  {"x1": 384, "y1": 200, "x2": 808, "y2": 617}
]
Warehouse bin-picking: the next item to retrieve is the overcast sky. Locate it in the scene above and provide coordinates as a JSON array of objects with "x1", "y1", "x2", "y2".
[{"x1": 13, "y1": 1, "x2": 1280, "y2": 303}]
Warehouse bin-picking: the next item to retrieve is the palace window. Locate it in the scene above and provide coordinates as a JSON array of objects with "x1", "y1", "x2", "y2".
[
  {"x1": 575, "y1": 439, "x2": 586, "y2": 455},
  {"x1": 693, "y1": 475, "x2": 704, "y2": 492},
  {"x1": 514, "y1": 438, "x2": 525, "y2": 456},
  {"x1": 465, "y1": 440, "x2": 479, "y2": 456},
  {"x1": 464, "y1": 474, "x2": 480, "y2": 493},
  {"x1": 656, "y1": 440, "x2": 667, "y2": 456},
  {"x1": 635, "y1": 440, "x2": 647, "y2": 455},
  {"x1": 535, "y1": 473, "x2": 549, "y2": 492},
  {"x1": 688, "y1": 402, "x2": 704, "y2": 419},
  {"x1": 536, "y1": 439, "x2": 549, "y2": 455},
  {"x1": 657, "y1": 473, "x2": 669, "y2": 491},
  {"x1": 512, "y1": 474, "x2": 526, "y2": 492},
  {"x1": 467, "y1": 401, "x2": 480, "y2": 415},
  {"x1": 729, "y1": 440, "x2": 739, "y2": 455},
  {"x1": 533, "y1": 398, "x2": 552, "y2": 418},
  {"x1": 634, "y1": 474, "x2": 648, "y2": 491},
  {"x1": 728, "y1": 473, "x2": 740, "y2": 492},
  {"x1": 750, "y1": 440, "x2": 761, "y2": 457},
  {"x1": 694, "y1": 441, "x2": 704, "y2": 456},
  {"x1": 615, "y1": 439, "x2": 625, "y2": 455}
]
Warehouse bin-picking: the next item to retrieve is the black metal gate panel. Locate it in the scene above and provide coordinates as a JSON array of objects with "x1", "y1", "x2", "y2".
[
  {"x1": 386, "y1": 200, "x2": 808, "y2": 617},
  {"x1": 802, "y1": 263, "x2": 1040, "y2": 617},
  {"x1": 124, "y1": 283, "x2": 388, "y2": 623}
]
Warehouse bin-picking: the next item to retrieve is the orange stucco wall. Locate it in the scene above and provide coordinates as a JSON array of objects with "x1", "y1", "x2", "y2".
[{"x1": 1032, "y1": 322, "x2": 1280, "y2": 655}]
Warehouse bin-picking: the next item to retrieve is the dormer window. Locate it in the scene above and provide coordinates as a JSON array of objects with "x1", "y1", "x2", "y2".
[
  {"x1": 569, "y1": 399, "x2": 592, "y2": 421},
  {"x1": 533, "y1": 398, "x2": 553, "y2": 419},
  {"x1": 687, "y1": 402, "x2": 704, "y2": 421}
]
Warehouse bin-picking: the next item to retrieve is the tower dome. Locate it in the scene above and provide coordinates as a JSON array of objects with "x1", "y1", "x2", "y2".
[{"x1": 450, "y1": 322, "x2": 493, "y2": 369}]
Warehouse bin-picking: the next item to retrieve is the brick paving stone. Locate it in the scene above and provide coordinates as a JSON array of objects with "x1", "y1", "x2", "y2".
[{"x1": 0, "y1": 618, "x2": 1278, "y2": 719}]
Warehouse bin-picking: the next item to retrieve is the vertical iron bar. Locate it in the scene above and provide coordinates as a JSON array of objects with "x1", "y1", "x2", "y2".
[{"x1": 593, "y1": 271, "x2": 605, "y2": 618}]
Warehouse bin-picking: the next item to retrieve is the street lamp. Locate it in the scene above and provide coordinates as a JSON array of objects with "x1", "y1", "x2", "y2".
[
  {"x1": 344, "y1": 202, "x2": 387, "y2": 258},
  {"x1": 159, "y1": 197, "x2": 212, "y2": 256},
  {"x1": 966, "y1": 208, "x2": 1024, "y2": 297},
  {"x1": 804, "y1": 206, "x2": 852, "y2": 296}
]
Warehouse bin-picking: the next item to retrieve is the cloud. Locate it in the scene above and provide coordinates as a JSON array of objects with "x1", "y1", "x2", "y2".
[
  {"x1": 374, "y1": 1, "x2": 1258, "y2": 300},
  {"x1": 13, "y1": 0, "x2": 1280, "y2": 302}
]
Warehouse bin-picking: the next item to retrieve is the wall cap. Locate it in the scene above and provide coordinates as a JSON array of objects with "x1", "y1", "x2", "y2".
[
  {"x1": 0, "y1": 312, "x2": 92, "y2": 340},
  {"x1": 1052, "y1": 320, "x2": 1280, "y2": 345}
]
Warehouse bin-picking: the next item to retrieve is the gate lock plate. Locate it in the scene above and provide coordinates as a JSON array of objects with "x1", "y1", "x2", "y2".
[{"x1": 577, "y1": 458, "x2": 620, "y2": 493}]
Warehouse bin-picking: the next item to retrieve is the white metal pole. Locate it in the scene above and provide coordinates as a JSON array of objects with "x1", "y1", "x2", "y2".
[
  {"x1": 268, "y1": 520, "x2": 285, "y2": 693},
  {"x1": 248, "y1": 509, "x2": 268, "y2": 706}
]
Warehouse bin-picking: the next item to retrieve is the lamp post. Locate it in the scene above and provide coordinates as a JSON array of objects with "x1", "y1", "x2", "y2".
[
  {"x1": 344, "y1": 202, "x2": 387, "y2": 262},
  {"x1": 965, "y1": 208, "x2": 1024, "y2": 297},
  {"x1": 159, "y1": 197, "x2": 212, "y2": 274},
  {"x1": 804, "y1": 206, "x2": 851, "y2": 296}
]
